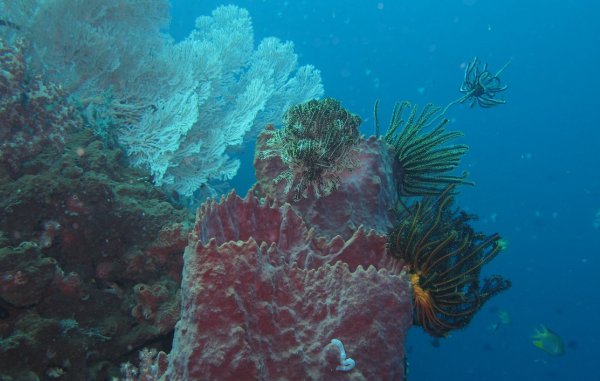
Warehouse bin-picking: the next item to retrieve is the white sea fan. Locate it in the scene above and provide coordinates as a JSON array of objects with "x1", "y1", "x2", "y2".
[{"x1": 3, "y1": 2, "x2": 324, "y2": 198}]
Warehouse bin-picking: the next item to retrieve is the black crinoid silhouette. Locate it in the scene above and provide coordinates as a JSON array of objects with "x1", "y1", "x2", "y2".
[
  {"x1": 387, "y1": 184, "x2": 511, "y2": 337},
  {"x1": 458, "y1": 57, "x2": 511, "y2": 108},
  {"x1": 375, "y1": 101, "x2": 473, "y2": 197}
]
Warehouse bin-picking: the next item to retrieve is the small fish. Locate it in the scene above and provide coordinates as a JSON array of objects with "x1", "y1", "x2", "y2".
[
  {"x1": 594, "y1": 209, "x2": 600, "y2": 229},
  {"x1": 499, "y1": 310, "x2": 512, "y2": 325},
  {"x1": 532, "y1": 325, "x2": 565, "y2": 357}
]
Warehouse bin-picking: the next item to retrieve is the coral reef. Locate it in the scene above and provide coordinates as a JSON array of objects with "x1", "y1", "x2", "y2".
[
  {"x1": 0, "y1": 36, "x2": 80, "y2": 174},
  {"x1": 387, "y1": 185, "x2": 511, "y2": 337},
  {"x1": 0, "y1": 0, "x2": 513, "y2": 375},
  {"x1": 0, "y1": 242, "x2": 56, "y2": 306},
  {"x1": 113, "y1": 348, "x2": 169, "y2": 381},
  {"x1": 160, "y1": 191, "x2": 412, "y2": 380},
  {"x1": 260, "y1": 98, "x2": 361, "y2": 201},
  {"x1": 0, "y1": 129, "x2": 193, "y2": 380},
  {"x1": 132, "y1": 280, "x2": 182, "y2": 335},
  {"x1": 0, "y1": 2, "x2": 326, "y2": 377},
  {"x1": 3, "y1": 2, "x2": 324, "y2": 198}
]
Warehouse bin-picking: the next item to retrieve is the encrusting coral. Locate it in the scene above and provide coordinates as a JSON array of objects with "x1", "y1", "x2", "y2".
[
  {"x1": 0, "y1": 36, "x2": 81, "y2": 174},
  {"x1": 260, "y1": 97, "x2": 362, "y2": 201},
  {"x1": 0, "y1": 129, "x2": 192, "y2": 380}
]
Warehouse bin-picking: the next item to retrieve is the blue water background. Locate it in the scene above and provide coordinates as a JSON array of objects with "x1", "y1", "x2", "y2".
[{"x1": 169, "y1": 1, "x2": 600, "y2": 379}]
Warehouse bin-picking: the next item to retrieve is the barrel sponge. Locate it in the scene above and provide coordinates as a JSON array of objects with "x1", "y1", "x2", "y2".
[{"x1": 160, "y1": 191, "x2": 413, "y2": 380}]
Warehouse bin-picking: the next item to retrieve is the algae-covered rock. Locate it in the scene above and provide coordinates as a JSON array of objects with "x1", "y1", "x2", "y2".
[{"x1": 0, "y1": 130, "x2": 193, "y2": 380}]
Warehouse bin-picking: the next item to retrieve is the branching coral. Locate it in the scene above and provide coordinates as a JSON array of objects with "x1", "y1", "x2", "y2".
[
  {"x1": 377, "y1": 101, "x2": 473, "y2": 197},
  {"x1": 387, "y1": 185, "x2": 511, "y2": 338},
  {"x1": 261, "y1": 97, "x2": 362, "y2": 201}
]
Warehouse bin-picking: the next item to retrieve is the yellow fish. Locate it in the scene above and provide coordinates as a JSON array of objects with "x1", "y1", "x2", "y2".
[{"x1": 532, "y1": 325, "x2": 565, "y2": 356}]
